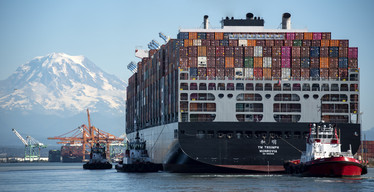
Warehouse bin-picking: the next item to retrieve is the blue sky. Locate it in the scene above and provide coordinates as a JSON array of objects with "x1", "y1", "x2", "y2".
[{"x1": 1, "y1": 0, "x2": 374, "y2": 130}]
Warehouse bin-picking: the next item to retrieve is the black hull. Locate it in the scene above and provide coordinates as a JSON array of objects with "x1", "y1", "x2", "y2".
[
  {"x1": 83, "y1": 162, "x2": 112, "y2": 169},
  {"x1": 61, "y1": 156, "x2": 83, "y2": 163},
  {"x1": 175, "y1": 122, "x2": 360, "y2": 173}
]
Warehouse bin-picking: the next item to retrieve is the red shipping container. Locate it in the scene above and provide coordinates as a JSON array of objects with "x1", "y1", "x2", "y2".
[
  {"x1": 292, "y1": 68, "x2": 301, "y2": 80},
  {"x1": 320, "y1": 68, "x2": 329, "y2": 80},
  {"x1": 207, "y1": 57, "x2": 216, "y2": 68},
  {"x1": 301, "y1": 47, "x2": 310, "y2": 57},
  {"x1": 281, "y1": 58, "x2": 291, "y2": 68},
  {"x1": 310, "y1": 58, "x2": 320, "y2": 68},
  {"x1": 225, "y1": 47, "x2": 234, "y2": 57},
  {"x1": 254, "y1": 57, "x2": 263, "y2": 68},
  {"x1": 272, "y1": 57, "x2": 281, "y2": 68},
  {"x1": 339, "y1": 68, "x2": 348, "y2": 79},
  {"x1": 312, "y1": 40, "x2": 321, "y2": 47},
  {"x1": 229, "y1": 40, "x2": 238, "y2": 46},
  {"x1": 206, "y1": 33, "x2": 215, "y2": 40},
  {"x1": 254, "y1": 68, "x2": 263, "y2": 80},
  {"x1": 216, "y1": 46, "x2": 225, "y2": 57},
  {"x1": 329, "y1": 58, "x2": 338, "y2": 68},
  {"x1": 348, "y1": 58, "x2": 358, "y2": 68},
  {"x1": 210, "y1": 40, "x2": 219, "y2": 46},
  {"x1": 207, "y1": 67, "x2": 216, "y2": 79},
  {"x1": 292, "y1": 58, "x2": 301, "y2": 68},
  {"x1": 272, "y1": 69, "x2": 281, "y2": 79},
  {"x1": 284, "y1": 40, "x2": 292, "y2": 46},
  {"x1": 286, "y1": 33, "x2": 295, "y2": 40},
  {"x1": 179, "y1": 57, "x2": 188, "y2": 70},
  {"x1": 234, "y1": 46, "x2": 244, "y2": 57},
  {"x1": 321, "y1": 32, "x2": 331, "y2": 40},
  {"x1": 266, "y1": 40, "x2": 275, "y2": 46},
  {"x1": 339, "y1": 47, "x2": 348, "y2": 57},
  {"x1": 282, "y1": 46, "x2": 291, "y2": 57},
  {"x1": 198, "y1": 67, "x2": 207, "y2": 79},
  {"x1": 301, "y1": 68, "x2": 310, "y2": 79},
  {"x1": 295, "y1": 33, "x2": 304, "y2": 40},
  {"x1": 201, "y1": 39, "x2": 210, "y2": 46},
  {"x1": 313, "y1": 33, "x2": 322, "y2": 40},
  {"x1": 272, "y1": 47, "x2": 282, "y2": 57},
  {"x1": 225, "y1": 68, "x2": 235, "y2": 79},
  {"x1": 320, "y1": 47, "x2": 329, "y2": 57},
  {"x1": 216, "y1": 68, "x2": 225, "y2": 79},
  {"x1": 244, "y1": 46, "x2": 254, "y2": 57},
  {"x1": 348, "y1": 47, "x2": 358, "y2": 58},
  {"x1": 216, "y1": 57, "x2": 225, "y2": 68},
  {"x1": 263, "y1": 68, "x2": 272, "y2": 80},
  {"x1": 329, "y1": 68, "x2": 338, "y2": 79},
  {"x1": 188, "y1": 46, "x2": 198, "y2": 57},
  {"x1": 256, "y1": 40, "x2": 266, "y2": 46},
  {"x1": 302, "y1": 40, "x2": 312, "y2": 47},
  {"x1": 188, "y1": 57, "x2": 198, "y2": 68},
  {"x1": 234, "y1": 57, "x2": 243, "y2": 68},
  {"x1": 292, "y1": 47, "x2": 301, "y2": 58},
  {"x1": 263, "y1": 47, "x2": 272, "y2": 57},
  {"x1": 207, "y1": 46, "x2": 216, "y2": 57},
  {"x1": 339, "y1": 40, "x2": 349, "y2": 47},
  {"x1": 274, "y1": 40, "x2": 284, "y2": 46}
]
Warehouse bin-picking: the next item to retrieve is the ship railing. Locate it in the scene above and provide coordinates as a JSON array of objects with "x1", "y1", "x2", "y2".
[{"x1": 185, "y1": 75, "x2": 352, "y2": 82}]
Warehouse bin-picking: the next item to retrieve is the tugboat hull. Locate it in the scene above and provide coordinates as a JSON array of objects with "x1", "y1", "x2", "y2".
[
  {"x1": 303, "y1": 157, "x2": 366, "y2": 177},
  {"x1": 83, "y1": 162, "x2": 112, "y2": 169},
  {"x1": 115, "y1": 163, "x2": 163, "y2": 172}
]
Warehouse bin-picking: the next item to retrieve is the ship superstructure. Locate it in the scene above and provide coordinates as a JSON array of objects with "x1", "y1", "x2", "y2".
[{"x1": 125, "y1": 13, "x2": 361, "y2": 172}]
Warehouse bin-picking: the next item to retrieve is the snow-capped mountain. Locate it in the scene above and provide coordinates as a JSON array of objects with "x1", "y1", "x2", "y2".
[{"x1": 0, "y1": 53, "x2": 126, "y2": 115}]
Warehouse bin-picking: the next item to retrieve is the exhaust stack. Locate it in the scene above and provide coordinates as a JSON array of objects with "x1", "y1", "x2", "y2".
[
  {"x1": 282, "y1": 13, "x2": 291, "y2": 29},
  {"x1": 204, "y1": 15, "x2": 209, "y2": 29}
]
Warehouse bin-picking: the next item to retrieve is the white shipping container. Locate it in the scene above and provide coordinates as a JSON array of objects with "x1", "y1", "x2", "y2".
[
  {"x1": 263, "y1": 57, "x2": 272, "y2": 68},
  {"x1": 254, "y1": 46, "x2": 263, "y2": 57},
  {"x1": 193, "y1": 39, "x2": 202, "y2": 46},
  {"x1": 235, "y1": 68, "x2": 243, "y2": 79},
  {"x1": 238, "y1": 39, "x2": 248, "y2": 46},
  {"x1": 198, "y1": 56, "x2": 207, "y2": 67},
  {"x1": 281, "y1": 68, "x2": 291, "y2": 80},
  {"x1": 245, "y1": 68, "x2": 254, "y2": 79}
]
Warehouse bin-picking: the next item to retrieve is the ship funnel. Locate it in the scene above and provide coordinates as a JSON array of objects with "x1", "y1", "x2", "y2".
[
  {"x1": 246, "y1": 13, "x2": 254, "y2": 20},
  {"x1": 203, "y1": 15, "x2": 209, "y2": 29},
  {"x1": 282, "y1": 12, "x2": 291, "y2": 29}
]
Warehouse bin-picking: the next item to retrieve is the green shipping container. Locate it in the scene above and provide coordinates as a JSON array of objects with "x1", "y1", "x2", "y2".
[
  {"x1": 244, "y1": 57, "x2": 254, "y2": 68},
  {"x1": 293, "y1": 40, "x2": 302, "y2": 47}
]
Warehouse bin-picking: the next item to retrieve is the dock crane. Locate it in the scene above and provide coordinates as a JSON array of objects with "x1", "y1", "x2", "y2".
[{"x1": 12, "y1": 129, "x2": 47, "y2": 161}]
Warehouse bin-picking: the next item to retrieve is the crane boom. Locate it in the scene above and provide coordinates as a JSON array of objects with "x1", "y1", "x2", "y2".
[{"x1": 12, "y1": 128, "x2": 28, "y2": 146}]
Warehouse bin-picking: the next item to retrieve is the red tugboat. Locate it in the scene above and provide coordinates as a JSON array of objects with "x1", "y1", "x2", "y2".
[{"x1": 284, "y1": 123, "x2": 367, "y2": 177}]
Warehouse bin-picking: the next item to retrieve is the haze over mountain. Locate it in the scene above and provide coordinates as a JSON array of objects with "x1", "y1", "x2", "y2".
[{"x1": 0, "y1": 53, "x2": 126, "y2": 146}]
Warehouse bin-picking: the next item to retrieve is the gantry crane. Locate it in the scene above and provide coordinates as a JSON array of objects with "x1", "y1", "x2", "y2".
[
  {"x1": 12, "y1": 129, "x2": 47, "y2": 161},
  {"x1": 48, "y1": 109, "x2": 124, "y2": 160}
]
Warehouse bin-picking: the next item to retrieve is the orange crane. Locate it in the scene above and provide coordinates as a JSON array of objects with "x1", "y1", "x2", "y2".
[{"x1": 48, "y1": 109, "x2": 124, "y2": 160}]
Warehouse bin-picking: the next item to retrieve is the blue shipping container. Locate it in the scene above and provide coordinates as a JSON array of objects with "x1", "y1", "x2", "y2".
[
  {"x1": 190, "y1": 67, "x2": 198, "y2": 77},
  {"x1": 301, "y1": 57, "x2": 310, "y2": 68},
  {"x1": 177, "y1": 32, "x2": 189, "y2": 39},
  {"x1": 310, "y1": 68, "x2": 320, "y2": 78},
  {"x1": 197, "y1": 33, "x2": 206, "y2": 39},
  {"x1": 310, "y1": 47, "x2": 320, "y2": 58},
  {"x1": 329, "y1": 47, "x2": 339, "y2": 57},
  {"x1": 338, "y1": 58, "x2": 348, "y2": 68}
]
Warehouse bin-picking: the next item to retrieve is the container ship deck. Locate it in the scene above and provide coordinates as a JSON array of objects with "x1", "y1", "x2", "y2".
[{"x1": 125, "y1": 13, "x2": 361, "y2": 173}]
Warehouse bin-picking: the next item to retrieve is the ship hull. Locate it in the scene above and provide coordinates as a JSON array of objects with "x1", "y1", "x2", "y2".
[
  {"x1": 303, "y1": 157, "x2": 365, "y2": 177},
  {"x1": 128, "y1": 122, "x2": 360, "y2": 173}
]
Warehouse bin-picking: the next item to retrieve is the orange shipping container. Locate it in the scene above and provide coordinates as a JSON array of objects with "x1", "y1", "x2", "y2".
[
  {"x1": 320, "y1": 57, "x2": 329, "y2": 68},
  {"x1": 248, "y1": 40, "x2": 256, "y2": 46},
  {"x1": 189, "y1": 32, "x2": 197, "y2": 39},
  {"x1": 304, "y1": 32, "x2": 313, "y2": 40},
  {"x1": 263, "y1": 68, "x2": 272, "y2": 80},
  {"x1": 184, "y1": 39, "x2": 193, "y2": 47},
  {"x1": 198, "y1": 46, "x2": 207, "y2": 56},
  {"x1": 330, "y1": 40, "x2": 339, "y2": 47},
  {"x1": 215, "y1": 32, "x2": 224, "y2": 40},
  {"x1": 254, "y1": 57, "x2": 263, "y2": 68},
  {"x1": 225, "y1": 57, "x2": 234, "y2": 68},
  {"x1": 321, "y1": 40, "x2": 330, "y2": 47}
]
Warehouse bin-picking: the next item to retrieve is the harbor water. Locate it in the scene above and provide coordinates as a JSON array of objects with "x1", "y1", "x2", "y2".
[{"x1": 0, "y1": 163, "x2": 374, "y2": 192}]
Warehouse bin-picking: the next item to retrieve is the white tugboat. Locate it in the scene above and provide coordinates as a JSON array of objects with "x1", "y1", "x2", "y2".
[
  {"x1": 83, "y1": 143, "x2": 112, "y2": 169},
  {"x1": 115, "y1": 132, "x2": 162, "y2": 172},
  {"x1": 284, "y1": 123, "x2": 367, "y2": 177}
]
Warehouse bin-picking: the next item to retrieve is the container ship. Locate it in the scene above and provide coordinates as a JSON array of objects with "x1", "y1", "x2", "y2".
[
  {"x1": 60, "y1": 144, "x2": 84, "y2": 162},
  {"x1": 125, "y1": 13, "x2": 361, "y2": 173}
]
